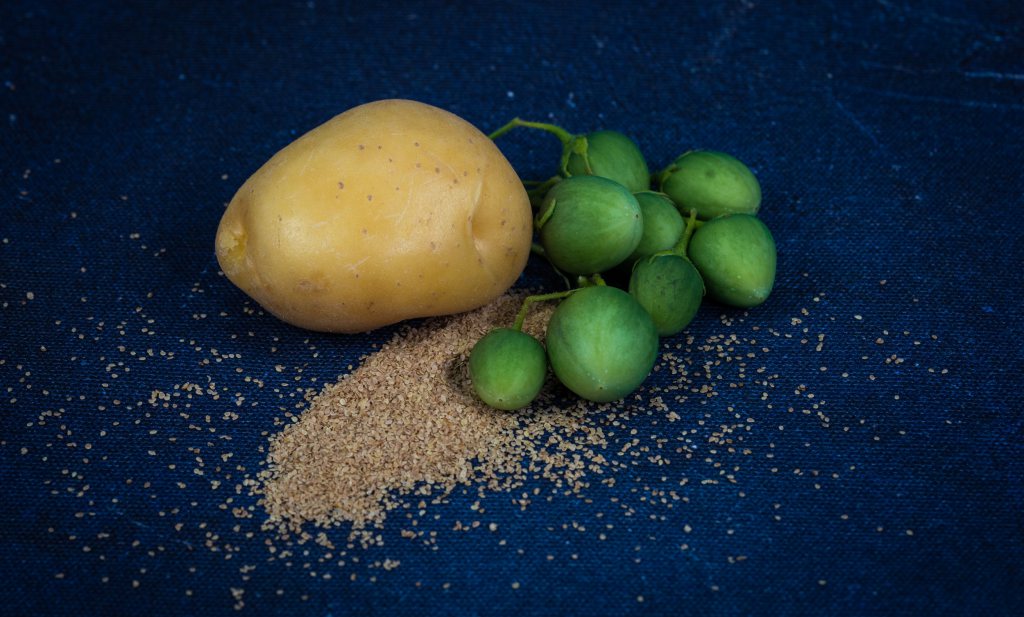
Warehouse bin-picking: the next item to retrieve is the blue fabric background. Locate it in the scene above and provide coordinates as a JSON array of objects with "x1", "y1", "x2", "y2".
[{"x1": 1, "y1": 1, "x2": 1022, "y2": 615}]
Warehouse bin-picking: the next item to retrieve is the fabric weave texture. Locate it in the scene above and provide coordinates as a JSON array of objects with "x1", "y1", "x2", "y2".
[{"x1": 1, "y1": 1, "x2": 1022, "y2": 615}]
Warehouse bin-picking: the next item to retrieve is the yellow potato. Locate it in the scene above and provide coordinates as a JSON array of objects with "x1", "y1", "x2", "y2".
[{"x1": 215, "y1": 99, "x2": 532, "y2": 333}]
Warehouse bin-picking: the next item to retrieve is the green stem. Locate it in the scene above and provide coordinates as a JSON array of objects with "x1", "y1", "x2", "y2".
[
  {"x1": 530, "y1": 242, "x2": 546, "y2": 258},
  {"x1": 489, "y1": 117, "x2": 574, "y2": 144},
  {"x1": 560, "y1": 135, "x2": 592, "y2": 178},
  {"x1": 654, "y1": 150, "x2": 693, "y2": 187},
  {"x1": 654, "y1": 165, "x2": 675, "y2": 189},
  {"x1": 673, "y1": 209, "x2": 700, "y2": 256},
  {"x1": 525, "y1": 175, "x2": 561, "y2": 208},
  {"x1": 513, "y1": 290, "x2": 578, "y2": 331},
  {"x1": 487, "y1": 118, "x2": 590, "y2": 181},
  {"x1": 488, "y1": 118, "x2": 520, "y2": 140},
  {"x1": 572, "y1": 273, "x2": 608, "y2": 288},
  {"x1": 533, "y1": 197, "x2": 556, "y2": 230},
  {"x1": 509, "y1": 268, "x2": 610, "y2": 331}
]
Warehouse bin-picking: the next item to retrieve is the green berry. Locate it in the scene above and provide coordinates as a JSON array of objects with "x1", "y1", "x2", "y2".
[
  {"x1": 537, "y1": 176, "x2": 642, "y2": 275},
  {"x1": 658, "y1": 150, "x2": 761, "y2": 219},
  {"x1": 687, "y1": 214, "x2": 776, "y2": 308},
  {"x1": 546, "y1": 286, "x2": 658, "y2": 403},
  {"x1": 565, "y1": 130, "x2": 650, "y2": 193},
  {"x1": 469, "y1": 328, "x2": 548, "y2": 410},
  {"x1": 627, "y1": 191, "x2": 686, "y2": 263},
  {"x1": 629, "y1": 253, "x2": 704, "y2": 336}
]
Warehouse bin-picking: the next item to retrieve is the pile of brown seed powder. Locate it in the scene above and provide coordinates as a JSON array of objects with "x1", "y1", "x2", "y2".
[{"x1": 256, "y1": 292, "x2": 610, "y2": 535}]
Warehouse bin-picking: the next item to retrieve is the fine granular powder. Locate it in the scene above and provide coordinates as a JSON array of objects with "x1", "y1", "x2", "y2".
[
  {"x1": 256, "y1": 292, "x2": 611, "y2": 536},
  {"x1": 252, "y1": 280, "x2": 926, "y2": 569},
  {"x1": 1, "y1": 255, "x2": 937, "y2": 599}
]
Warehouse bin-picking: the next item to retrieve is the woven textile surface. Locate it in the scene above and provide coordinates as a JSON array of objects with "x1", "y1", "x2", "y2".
[{"x1": 1, "y1": 1, "x2": 1022, "y2": 615}]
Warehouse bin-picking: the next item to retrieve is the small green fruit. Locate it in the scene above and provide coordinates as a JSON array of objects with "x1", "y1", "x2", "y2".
[
  {"x1": 627, "y1": 191, "x2": 686, "y2": 263},
  {"x1": 537, "y1": 176, "x2": 643, "y2": 275},
  {"x1": 629, "y1": 254, "x2": 704, "y2": 336},
  {"x1": 566, "y1": 130, "x2": 651, "y2": 193},
  {"x1": 469, "y1": 328, "x2": 547, "y2": 410},
  {"x1": 658, "y1": 150, "x2": 761, "y2": 220},
  {"x1": 687, "y1": 214, "x2": 776, "y2": 308},
  {"x1": 546, "y1": 286, "x2": 659, "y2": 403}
]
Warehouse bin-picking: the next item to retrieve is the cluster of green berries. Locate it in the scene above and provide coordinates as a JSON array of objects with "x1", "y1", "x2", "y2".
[{"x1": 469, "y1": 118, "x2": 777, "y2": 410}]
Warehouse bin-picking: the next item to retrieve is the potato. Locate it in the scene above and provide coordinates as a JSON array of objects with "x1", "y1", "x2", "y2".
[{"x1": 215, "y1": 99, "x2": 532, "y2": 333}]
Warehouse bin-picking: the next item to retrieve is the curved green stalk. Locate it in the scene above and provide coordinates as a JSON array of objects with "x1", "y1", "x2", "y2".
[
  {"x1": 654, "y1": 165, "x2": 676, "y2": 188},
  {"x1": 487, "y1": 118, "x2": 591, "y2": 181},
  {"x1": 489, "y1": 117, "x2": 574, "y2": 144},
  {"x1": 513, "y1": 289, "x2": 579, "y2": 331},
  {"x1": 525, "y1": 175, "x2": 561, "y2": 208},
  {"x1": 560, "y1": 135, "x2": 592, "y2": 178},
  {"x1": 673, "y1": 209, "x2": 700, "y2": 256},
  {"x1": 533, "y1": 198, "x2": 556, "y2": 230},
  {"x1": 509, "y1": 270, "x2": 609, "y2": 332}
]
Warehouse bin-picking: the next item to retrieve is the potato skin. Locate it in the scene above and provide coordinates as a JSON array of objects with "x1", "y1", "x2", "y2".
[{"x1": 215, "y1": 99, "x2": 532, "y2": 333}]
